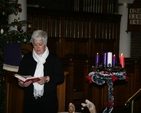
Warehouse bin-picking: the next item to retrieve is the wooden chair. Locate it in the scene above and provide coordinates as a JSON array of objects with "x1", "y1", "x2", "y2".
[{"x1": 57, "y1": 71, "x2": 68, "y2": 112}]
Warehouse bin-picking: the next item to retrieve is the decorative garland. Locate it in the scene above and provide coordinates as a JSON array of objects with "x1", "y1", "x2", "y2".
[{"x1": 86, "y1": 66, "x2": 127, "y2": 113}]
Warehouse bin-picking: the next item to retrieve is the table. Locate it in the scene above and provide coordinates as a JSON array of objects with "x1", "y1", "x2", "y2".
[{"x1": 86, "y1": 71, "x2": 127, "y2": 113}]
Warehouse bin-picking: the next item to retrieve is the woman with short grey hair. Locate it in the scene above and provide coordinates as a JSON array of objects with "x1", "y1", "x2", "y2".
[{"x1": 18, "y1": 30, "x2": 64, "y2": 113}]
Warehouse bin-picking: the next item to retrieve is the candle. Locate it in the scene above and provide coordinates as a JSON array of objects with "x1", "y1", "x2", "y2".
[
  {"x1": 112, "y1": 54, "x2": 116, "y2": 67},
  {"x1": 95, "y1": 53, "x2": 100, "y2": 66},
  {"x1": 107, "y1": 52, "x2": 112, "y2": 67},
  {"x1": 119, "y1": 53, "x2": 125, "y2": 68},
  {"x1": 103, "y1": 52, "x2": 107, "y2": 67}
]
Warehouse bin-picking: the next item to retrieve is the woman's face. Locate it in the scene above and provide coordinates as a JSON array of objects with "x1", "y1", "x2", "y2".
[{"x1": 33, "y1": 39, "x2": 46, "y2": 55}]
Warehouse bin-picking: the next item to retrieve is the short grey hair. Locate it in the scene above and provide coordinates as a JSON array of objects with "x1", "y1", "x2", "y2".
[{"x1": 30, "y1": 30, "x2": 48, "y2": 45}]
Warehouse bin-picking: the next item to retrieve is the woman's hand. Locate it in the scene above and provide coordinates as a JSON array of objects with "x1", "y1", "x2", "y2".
[
  {"x1": 18, "y1": 79, "x2": 32, "y2": 87},
  {"x1": 37, "y1": 76, "x2": 50, "y2": 85}
]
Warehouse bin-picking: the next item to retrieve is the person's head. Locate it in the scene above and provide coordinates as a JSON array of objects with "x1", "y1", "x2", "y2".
[{"x1": 30, "y1": 30, "x2": 48, "y2": 55}]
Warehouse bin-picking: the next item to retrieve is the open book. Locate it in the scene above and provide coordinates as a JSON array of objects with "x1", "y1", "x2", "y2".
[{"x1": 14, "y1": 74, "x2": 41, "y2": 82}]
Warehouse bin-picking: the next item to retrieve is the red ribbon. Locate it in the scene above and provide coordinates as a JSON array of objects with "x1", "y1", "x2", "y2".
[
  {"x1": 110, "y1": 74, "x2": 118, "y2": 82},
  {"x1": 94, "y1": 69, "x2": 97, "y2": 72},
  {"x1": 86, "y1": 75, "x2": 93, "y2": 83},
  {"x1": 105, "y1": 101, "x2": 114, "y2": 108},
  {"x1": 103, "y1": 71, "x2": 109, "y2": 74},
  {"x1": 125, "y1": 75, "x2": 129, "y2": 82}
]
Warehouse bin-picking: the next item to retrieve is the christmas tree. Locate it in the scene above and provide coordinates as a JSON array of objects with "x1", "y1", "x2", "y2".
[{"x1": 0, "y1": 0, "x2": 32, "y2": 112}]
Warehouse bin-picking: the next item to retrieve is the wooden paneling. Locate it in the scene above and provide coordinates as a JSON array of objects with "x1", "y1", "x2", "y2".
[
  {"x1": 47, "y1": 37, "x2": 60, "y2": 55},
  {"x1": 5, "y1": 71, "x2": 23, "y2": 113},
  {"x1": 57, "y1": 71, "x2": 68, "y2": 112},
  {"x1": 27, "y1": 7, "x2": 123, "y2": 112},
  {"x1": 19, "y1": 46, "x2": 141, "y2": 112},
  {"x1": 27, "y1": 0, "x2": 118, "y2": 14},
  {"x1": 27, "y1": 7, "x2": 121, "y2": 57},
  {"x1": 27, "y1": 7, "x2": 141, "y2": 112},
  {"x1": 127, "y1": 0, "x2": 141, "y2": 32},
  {"x1": 64, "y1": 38, "x2": 89, "y2": 56}
]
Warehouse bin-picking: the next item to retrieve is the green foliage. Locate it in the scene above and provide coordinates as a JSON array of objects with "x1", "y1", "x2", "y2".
[
  {"x1": 0, "y1": 0, "x2": 20, "y2": 15},
  {"x1": 0, "y1": 0, "x2": 32, "y2": 44},
  {"x1": 0, "y1": 1, "x2": 32, "y2": 113},
  {"x1": 0, "y1": 20, "x2": 32, "y2": 44}
]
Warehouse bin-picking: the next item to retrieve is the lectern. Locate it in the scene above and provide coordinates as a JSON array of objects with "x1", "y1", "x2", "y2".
[{"x1": 4, "y1": 70, "x2": 68, "y2": 113}]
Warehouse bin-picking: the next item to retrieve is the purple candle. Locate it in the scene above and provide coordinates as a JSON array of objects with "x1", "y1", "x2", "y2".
[
  {"x1": 112, "y1": 54, "x2": 116, "y2": 67},
  {"x1": 95, "y1": 53, "x2": 100, "y2": 66},
  {"x1": 103, "y1": 52, "x2": 107, "y2": 67}
]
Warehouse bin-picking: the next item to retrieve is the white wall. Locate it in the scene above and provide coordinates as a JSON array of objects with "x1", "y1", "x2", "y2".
[
  {"x1": 8, "y1": 0, "x2": 27, "y2": 31},
  {"x1": 118, "y1": 0, "x2": 134, "y2": 58}
]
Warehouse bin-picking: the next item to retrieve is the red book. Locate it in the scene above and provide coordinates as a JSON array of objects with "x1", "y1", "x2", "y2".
[{"x1": 14, "y1": 74, "x2": 40, "y2": 82}]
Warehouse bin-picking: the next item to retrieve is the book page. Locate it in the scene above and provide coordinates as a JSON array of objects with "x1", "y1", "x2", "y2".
[{"x1": 14, "y1": 74, "x2": 40, "y2": 82}]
